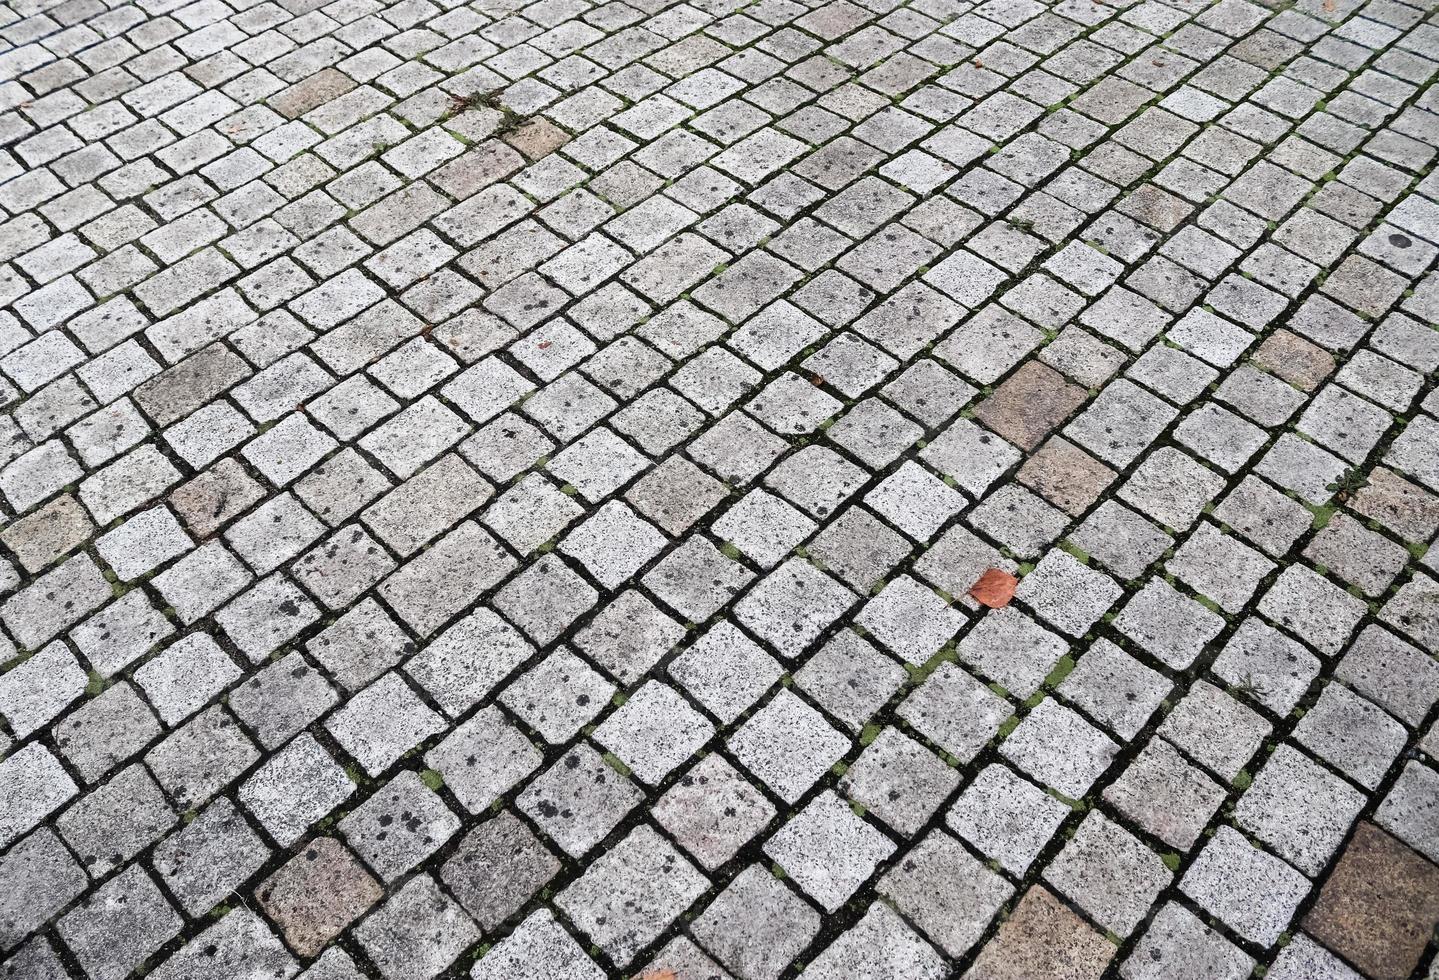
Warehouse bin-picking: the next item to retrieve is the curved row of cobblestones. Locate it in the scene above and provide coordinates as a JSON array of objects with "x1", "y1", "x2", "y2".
[{"x1": 0, "y1": 0, "x2": 1436, "y2": 974}]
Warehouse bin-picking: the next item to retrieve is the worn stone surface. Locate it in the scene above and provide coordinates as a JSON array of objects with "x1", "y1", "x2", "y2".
[
  {"x1": 0, "y1": 0, "x2": 1436, "y2": 974},
  {"x1": 1304, "y1": 822, "x2": 1439, "y2": 980}
]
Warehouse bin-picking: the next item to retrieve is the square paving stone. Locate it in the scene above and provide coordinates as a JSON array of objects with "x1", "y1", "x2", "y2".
[
  {"x1": 653, "y1": 753, "x2": 776, "y2": 871},
  {"x1": 734, "y1": 558, "x2": 856, "y2": 660},
  {"x1": 1000, "y1": 698, "x2": 1119, "y2": 799},
  {"x1": 56, "y1": 763, "x2": 175, "y2": 878},
  {"x1": 879, "y1": 829, "x2": 1014, "y2": 957},
  {"x1": 152, "y1": 797, "x2": 270, "y2": 918},
  {"x1": 1015, "y1": 550, "x2": 1123, "y2": 638},
  {"x1": 804, "y1": 904, "x2": 946, "y2": 980},
  {"x1": 864, "y1": 460, "x2": 967, "y2": 542},
  {"x1": 1180, "y1": 826, "x2": 1310, "y2": 946},
  {"x1": 492, "y1": 554, "x2": 600, "y2": 646},
  {"x1": 257, "y1": 838, "x2": 383, "y2": 958},
  {"x1": 0, "y1": 640, "x2": 85, "y2": 740},
  {"x1": 1159, "y1": 681, "x2": 1271, "y2": 784},
  {"x1": 968, "y1": 485, "x2": 1069, "y2": 560},
  {"x1": 1119, "y1": 902, "x2": 1253, "y2": 980},
  {"x1": 763, "y1": 446, "x2": 868, "y2": 519},
  {"x1": 856, "y1": 575, "x2": 965, "y2": 665},
  {"x1": 840, "y1": 728, "x2": 959, "y2": 836},
  {"x1": 1114, "y1": 579, "x2": 1225, "y2": 671},
  {"x1": 1167, "y1": 522, "x2": 1276, "y2": 614},
  {"x1": 1292, "y1": 682, "x2": 1406, "y2": 790},
  {"x1": 134, "y1": 632, "x2": 242, "y2": 727},
  {"x1": 712, "y1": 489, "x2": 818, "y2": 569},
  {"x1": 402, "y1": 608, "x2": 533, "y2": 719},
  {"x1": 808, "y1": 505, "x2": 912, "y2": 592},
  {"x1": 1102, "y1": 737, "x2": 1226, "y2": 852},
  {"x1": 0, "y1": 828, "x2": 88, "y2": 951},
  {"x1": 517, "y1": 744, "x2": 644, "y2": 858},
  {"x1": 1210, "y1": 617, "x2": 1321, "y2": 716},
  {"x1": 560, "y1": 501, "x2": 668, "y2": 590},
  {"x1": 1303, "y1": 512, "x2": 1409, "y2": 597},
  {"x1": 764, "y1": 789, "x2": 893, "y2": 910},
  {"x1": 558, "y1": 824, "x2": 709, "y2": 966},
  {"x1": 573, "y1": 590, "x2": 685, "y2": 686},
  {"x1": 1376, "y1": 762, "x2": 1439, "y2": 865},
  {"x1": 500, "y1": 648, "x2": 614, "y2": 745},
  {"x1": 145, "y1": 705, "x2": 259, "y2": 810},
  {"x1": 354, "y1": 874, "x2": 480, "y2": 980},
  {"x1": 442, "y1": 811, "x2": 560, "y2": 931},
  {"x1": 238, "y1": 731, "x2": 353, "y2": 846},
  {"x1": 964, "y1": 886, "x2": 1113, "y2": 980},
  {"x1": 1058, "y1": 638, "x2": 1171, "y2": 741},
  {"x1": 1381, "y1": 571, "x2": 1439, "y2": 653},
  {"x1": 958, "y1": 607, "x2": 1068, "y2": 699},
  {"x1": 795, "y1": 631, "x2": 907, "y2": 734},
  {"x1": 691, "y1": 865, "x2": 820, "y2": 980},
  {"x1": 1336, "y1": 624, "x2": 1439, "y2": 727},
  {"x1": 1120, "y1": 448, "x2": 1226, "y2": 533},
  {"x1": 668, "y1": 621, "x2": 784, "y2": 725},
  {"x1": 1258, "y1": 565, "x2": 1369, "y2": 656},
  {"x1": 339, "y1": 769, "x2": 460, "y2": 882},
  {"x1": 948, "y1": 763, "x2": 1071, "y2": 876},
  {"x1": 306, "y1": 595, "x2": 414, "y2": 696},
  {"x1": 471, "y1": 910, "x2": 604, "y2": 980},
  {"x1": 728, "y1": 689, "x2": 850, "y2": 803},
  {"x1": 1266, "y1": 935, "x2": 1364, "y2": 980},
  {"x1": 642, "y1": 536, "x2": 754, "y2": 622},
  {"x1": 1304, "y1": 822, "x2": 1439, "y2": 980},
  {"x1": 424, "y1": 705, "x2": 542, "y2": 814},
  {"x1": 146, "y1": 910, "x2": 296, "y2": 980},
  {"x1": 53, "y1": 679, "x2": 161, "y2": 788},
  {"x1": 1016, "y1": 436, "x2": 1117, "y2": 516},
  {"x1": 594, "y1": 680, "x2": 714, "y2": 783},
  {"x1": 1044, "y1": 811, "x2": 1172, "y2": 937},
  {"x1": 899, "y1": 661, "x2": 1013, "y2": 765},
  {"x1": 973, "y1": 362, "x2": 1089, "y2": 451},
  {"x1": 1234, "y1": 744, "x2": 1366, "y2": 876},
  {"x1": 1069, "y1": 500, "x2": 1171, "y2": 580},
  {"x1": 57, "y1": 864, "x2": 182, "y2": 980},
  {"x1": 324, "y1": 672, "x2": 445, "y2": 777}
]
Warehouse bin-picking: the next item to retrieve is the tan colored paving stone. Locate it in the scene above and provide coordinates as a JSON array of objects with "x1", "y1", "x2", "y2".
[
  {"x1": 1305, "y1": 822, "x2": 1439, "y2": 980},
  {"x1": 1017, "y1": 437, "x2": 1117, "y2": 516},
  {"x1": 973, "y1": 362, "x2": 1089, "y2": 451},
  {"x1": 257, "y1": 838, "x2": 382, "y2": 957},
  {"x1": 964, "y1": 886, "x2": 1113, "y2": 980}
]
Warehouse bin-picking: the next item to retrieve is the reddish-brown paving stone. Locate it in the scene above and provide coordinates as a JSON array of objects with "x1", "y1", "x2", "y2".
[
  {"x1": 964, "y1": 886, "x2": 1113, "y2": 980},
  {"x1": 974, "y1": 363, "x2": 1089, "y2": 452},
  {"x1": 257, "y1": 837, "x2": 383, "y2": 957},
  {"x1": 1253, "y1": 330, "x2": 1336, "y2": 393},
  {"x1": 1018, "y1": 437, "x2": 1118, "y2": 516},
  {"x1": 1305, "y1": 822, "x2": 1439, "y2": 980}
]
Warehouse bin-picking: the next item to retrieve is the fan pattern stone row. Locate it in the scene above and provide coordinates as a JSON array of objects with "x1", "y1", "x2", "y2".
[{"x1": 0, "y1": 0, "x2": 1436, "y2": 974}]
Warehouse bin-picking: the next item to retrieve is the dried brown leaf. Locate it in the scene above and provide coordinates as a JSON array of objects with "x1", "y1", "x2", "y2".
[{"x1": 969, "y1": 568, "x2": 1018, "y2": 609}]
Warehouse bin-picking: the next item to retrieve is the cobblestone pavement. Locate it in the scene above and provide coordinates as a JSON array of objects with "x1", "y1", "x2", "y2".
[{"x1": 0, "y1": 0, "x2": 1438, "y2": 972}]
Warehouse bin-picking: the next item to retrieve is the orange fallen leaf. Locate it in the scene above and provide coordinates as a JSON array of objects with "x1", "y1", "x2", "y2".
[
  {"x1": 637, "y1": 972, "x2": 677, "y2": 980},
  {"x1": 537, "y1": 340, "x2": 552, "y2": 349},
  {"x1": 969, "y1": 568, "x2": 1018, "y2": 609}
]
